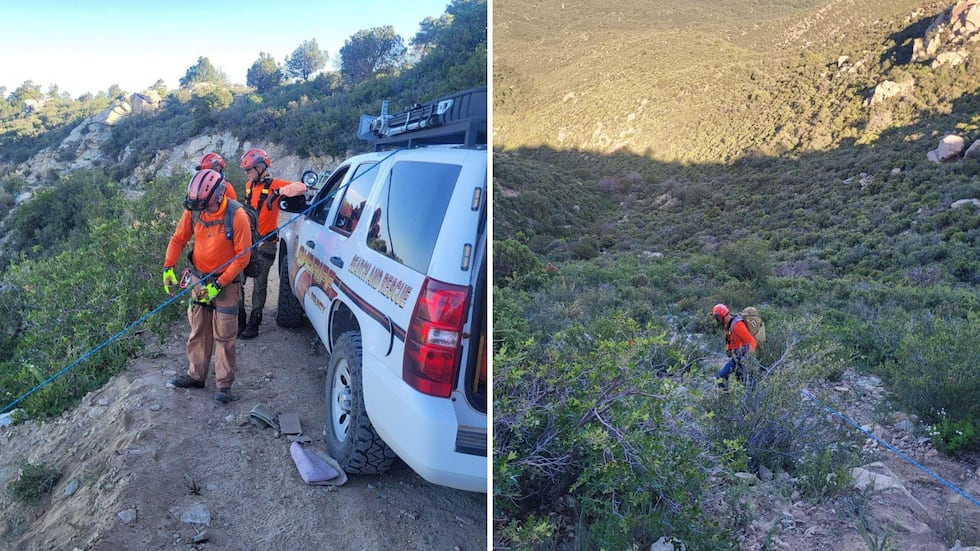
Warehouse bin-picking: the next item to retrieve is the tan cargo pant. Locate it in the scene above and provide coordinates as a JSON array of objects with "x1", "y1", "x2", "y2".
[{"x1": 185, "y1": 281, "x2": 241, "y2": 389}]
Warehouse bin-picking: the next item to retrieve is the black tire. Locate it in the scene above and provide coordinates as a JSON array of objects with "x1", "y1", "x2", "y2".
[
  {"x1": 275, "y1": 242, "x2": 303, "y2": 328},
  {"x1": 324, "y1": 331, "x2": 396, "y2": 474}
]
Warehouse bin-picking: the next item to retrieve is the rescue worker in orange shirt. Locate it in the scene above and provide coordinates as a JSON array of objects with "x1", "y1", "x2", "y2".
[
  {"x1": 237, "y1": 148, "x2": 307, "y2": 339},
  {"x1": 196, "y1": 151, "x2": 251, "y2": 334},
  {"x1": 162, "y1": 169, "x2": 251, "y2": 404},
  {"x1": 712, "y1": 303, "x2": 757, "y2": 389}
]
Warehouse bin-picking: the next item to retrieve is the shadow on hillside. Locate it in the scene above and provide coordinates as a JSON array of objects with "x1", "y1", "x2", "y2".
[
  {"x1": 493, "y1": 86, "x2": 980, "y2": 287},
  {"x1": 880, "y1": 9, "x2": 939, "y2": 67}
]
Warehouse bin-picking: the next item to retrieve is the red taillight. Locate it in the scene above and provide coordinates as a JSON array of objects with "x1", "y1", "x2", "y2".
[{"x1": 404, "y1": 278, "x2": 470, "y2": 398}]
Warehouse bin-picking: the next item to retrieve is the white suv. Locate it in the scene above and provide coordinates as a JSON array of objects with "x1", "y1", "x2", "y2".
[{"x1": 275, "y1": 88, "x2": 487, "y2": 492}]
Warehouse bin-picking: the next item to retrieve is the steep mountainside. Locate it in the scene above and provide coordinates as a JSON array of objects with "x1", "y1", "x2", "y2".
[
  {"x1": 494, "y1": 0, "x2": 961, "y2": 161},
  {"x1": 492, "y1": 1, "x2": 980, "y2": 549}
]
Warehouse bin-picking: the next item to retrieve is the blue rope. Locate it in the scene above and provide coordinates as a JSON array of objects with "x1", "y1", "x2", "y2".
[
  {"x1": 801, "y1": 388, "x2": 980, "y2": 508},
  {"x1": 0, "y1": 151, "x2": 398, "y2": 415}
]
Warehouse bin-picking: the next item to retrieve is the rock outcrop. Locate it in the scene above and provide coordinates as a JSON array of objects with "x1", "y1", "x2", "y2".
[
  {"x1": 12, "y1": 90, "x2": 337, "y2": 188},
  {"x1": 867, "y1": 79, "x2": 915, "y2": 105},
  {"x1": 927, "y1": 134, "x2": 966, "y2": 162},
  {"x1": 912, "y1": 0, "x2": 980, "y2": 67}
]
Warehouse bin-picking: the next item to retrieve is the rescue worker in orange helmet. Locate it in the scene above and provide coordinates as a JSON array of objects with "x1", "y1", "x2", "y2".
[
  {"x1": 162, "y1": 169, "x2": 252, "y2": 403},
  {"x1": 712, "y1": 303, "x2": 757, "y2": 389},
  {"x1": 196, "y1": 152, "x2": 249, "y2": 332},
  {"x1": 237, "y1": 147, "x2": 307, "y2": 339},
  {"x1": 196, "y1": 152, "x2": 238, "y2": 201}
]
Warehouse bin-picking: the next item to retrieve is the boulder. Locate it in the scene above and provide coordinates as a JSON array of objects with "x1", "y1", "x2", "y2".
[
  {"x1": 950, "y1": 199, "x2": 980, "y2": 209},
  {"x1": 927, "y1": 134, "x2": 965, "y2": 162},
  {"x1": 932, "y1": 50, "x2": 968, "y2": 68},
  {"x1": 868, "y1": 80, "x2": 914, "y2": 105},
  {"x1": 130, "y1": 91, "x2": 162, "y2": 116},
  {"x1": 964, "y1": 139, "x2": 980, "y2": 159}
]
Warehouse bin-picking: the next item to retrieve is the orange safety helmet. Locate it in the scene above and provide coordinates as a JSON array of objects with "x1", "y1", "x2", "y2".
[
  {"x1": 711, "y1": 304, "x2": 730, "y2": 320},
  {"x1": 240, "y1": 148, "x2": 271, "y2": 171},
  {"x1": 196, "y1": 152, "x2": 226, "y2": 172},
  {"x1": 184, "y1": 169, "x2": 225, "y2": 211}
]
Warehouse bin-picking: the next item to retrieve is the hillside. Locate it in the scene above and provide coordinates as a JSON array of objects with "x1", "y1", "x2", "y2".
[
  {"x1": 0, "y1": 2, "x2": 489, "y2": 546},
  {"x1": 493, "y1": 0, "x2": 980, "y2": 549}
]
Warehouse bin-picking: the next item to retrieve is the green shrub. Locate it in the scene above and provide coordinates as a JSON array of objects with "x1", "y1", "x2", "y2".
[
  {"x1": 928, "y1": 413, "x2": 980, "y2": 456},
  {"x1": 795, "y1": 447, "x2": 855, "y2": 500},
  {"x1": 700, "y1": 315, "x2": 856, "y2": 476},
  {"x1": 887, "y1": 312, "x2": 980, "y2": 431},
  {"x1": 494, "y1": 313, "x2": 729, "y2": 549},
  {"x1": 570, "y1": 237, "x2": 599, "y2": 260},
  {"x1": 492, "y1": 239, "x2": 544, "y2": 289},
  {"x1": 0, "y1": 172, "x2": 184, "y2": 418},
  {"x1": 7, "y1": 461, "x2": 61, "y2": 504}
]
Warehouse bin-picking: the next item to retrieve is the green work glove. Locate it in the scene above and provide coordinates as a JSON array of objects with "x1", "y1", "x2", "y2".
[
  {"x1": 197, "y1": 281, "x2": 222, "y2": 304},
  {"x1": 163, "y1": 267, "x2": 177, "y2": 295}
]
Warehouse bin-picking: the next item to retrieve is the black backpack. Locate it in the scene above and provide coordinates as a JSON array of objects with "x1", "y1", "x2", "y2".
[{"x1": 193, "y1": 199, "x2": 264, "y2": 278}]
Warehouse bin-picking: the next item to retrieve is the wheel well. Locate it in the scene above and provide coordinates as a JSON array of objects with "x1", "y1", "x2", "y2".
[{"x1": 330, "y1": 303, "x2": 359, "y2": 347}]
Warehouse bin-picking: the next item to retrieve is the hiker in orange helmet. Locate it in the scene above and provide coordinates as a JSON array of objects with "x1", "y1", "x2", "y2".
[
  {"x1": 712, "y1": 303, "x2": 757, "y2": 389},
  {"x1": 237, "y1": 147, "x2": 307, "y2": 339},
  {"x1": 162, "y1": 169, "x2": 252, "y2": 403}
]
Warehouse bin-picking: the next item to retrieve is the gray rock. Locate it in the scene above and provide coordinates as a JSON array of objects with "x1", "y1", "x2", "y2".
[
  {"x1": 63, "y1": 479, "x2": 79, "y2": 497},
  {"x1": 117, "y1": 508, "x2": 137, "y2": 524},
  {"x1": 179, "y1": 503, "x2": 211, "y2": 525},
  {"x1": 895, "y1": 419, "x2": 915, "y2": 432}
]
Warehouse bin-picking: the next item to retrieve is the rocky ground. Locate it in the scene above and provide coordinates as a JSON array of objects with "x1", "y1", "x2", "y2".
[
  {"x1": 0, "y1": 266, "x2": 487, "y2": 550},
  {"x1": 727, "y1": 371, "x2": 980, "y2": 551}
]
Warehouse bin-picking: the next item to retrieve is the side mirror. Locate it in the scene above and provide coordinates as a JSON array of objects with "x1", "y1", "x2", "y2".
[{"x1": 301, "y1": 170, "x2": 319, "y2": 188}]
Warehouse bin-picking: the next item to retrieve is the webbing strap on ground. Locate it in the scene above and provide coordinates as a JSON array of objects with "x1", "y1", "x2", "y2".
[
  {"x1": 801, "y1": 388, "x2": 980, "y2": 508},
  {"x1": 0, "y1": 151, "x2": 398, "y2": 415}
]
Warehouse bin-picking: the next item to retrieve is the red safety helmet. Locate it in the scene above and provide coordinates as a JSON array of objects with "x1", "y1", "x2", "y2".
[
  {"x1": 184, "y1": 169, "x2": 225, "y2": 211},
  {"x1": 711, "y1": 304, "x2": 730, "y2": 320},
  {"x1": 196, "y1": 152, "x2": 226, "y2": 172},
  {"x1": 240, "y1": 148, "x2": 271, "y2": 171}
]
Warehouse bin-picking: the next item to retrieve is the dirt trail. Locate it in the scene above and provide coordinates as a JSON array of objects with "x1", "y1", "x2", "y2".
[{"x1": 0, "y1": 260, "x2": 487, "y2": 550}]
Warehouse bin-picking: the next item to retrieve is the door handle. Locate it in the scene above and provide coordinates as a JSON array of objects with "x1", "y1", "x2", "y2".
[
  {"x1": 330, "y1": 256, "x2": 344, "y2": 269},
  {"x1": 305, "y1": 240, "x2": 315, "y2": 249}
]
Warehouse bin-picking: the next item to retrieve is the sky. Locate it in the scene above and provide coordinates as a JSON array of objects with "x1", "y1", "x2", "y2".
[{"x1": 0, "y1": 0, "x2": 454, "y2": 98}]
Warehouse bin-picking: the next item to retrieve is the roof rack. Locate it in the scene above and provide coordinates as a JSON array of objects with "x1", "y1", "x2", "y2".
[{"x1": 357, "y1": 86, "x2": 487, "y2": 150}]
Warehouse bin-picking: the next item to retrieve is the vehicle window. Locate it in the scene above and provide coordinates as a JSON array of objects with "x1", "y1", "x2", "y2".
[
  {"x1": 309, "y1": 165, "x2": 350, "y2": 225},
  {"x1": 331, "y1": 163, "x2": 378, "y2": 236},
  {"x1": 368, "y1": 161, "x2": 461, "y2": 273}
]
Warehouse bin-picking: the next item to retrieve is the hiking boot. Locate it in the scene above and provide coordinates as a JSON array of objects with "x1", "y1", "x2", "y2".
[
  {"x1": 214, "y1": 388, "x2": 240, "y2": 404},
  {"x1": 169, "y1": 374, "x2": 205, "y2": 389},
  {"x1": 239, "y1": 310, "x2": 262, "y2": 339}
]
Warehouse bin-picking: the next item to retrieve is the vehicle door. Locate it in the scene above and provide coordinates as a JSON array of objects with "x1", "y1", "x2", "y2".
[{"x1": 295, "y1": 161, "x2": 380, "y2": 341}]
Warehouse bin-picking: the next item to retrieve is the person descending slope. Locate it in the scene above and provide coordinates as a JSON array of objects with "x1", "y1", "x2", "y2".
[{"x1": 711, "y1": 303, "x2": 757, "y2": 389}]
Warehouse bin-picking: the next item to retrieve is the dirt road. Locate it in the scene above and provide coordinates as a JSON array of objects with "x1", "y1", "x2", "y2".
[{"x1": 0, "y1": 261, "x2": 487, "y2": 550}]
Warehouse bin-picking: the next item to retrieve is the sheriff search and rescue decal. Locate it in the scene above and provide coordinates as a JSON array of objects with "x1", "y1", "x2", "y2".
[
  {"x1": 348, "y1": 255, "x2": 413, "y2": 308},
  {"x1": 295, "y1": 246, "x2": 338, "y2": 302}
]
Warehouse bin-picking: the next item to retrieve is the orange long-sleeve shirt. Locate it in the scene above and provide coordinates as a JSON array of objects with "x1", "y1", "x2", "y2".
[
  {"x1": 164, "y1": 198, "x2": 252, "y2": 288},
  {"x1": 245, "y1": 177, "x2": 307, "y2": 238},
  {"x1": 725, "y1": 317, "x2": 758, "y2": 354}
]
